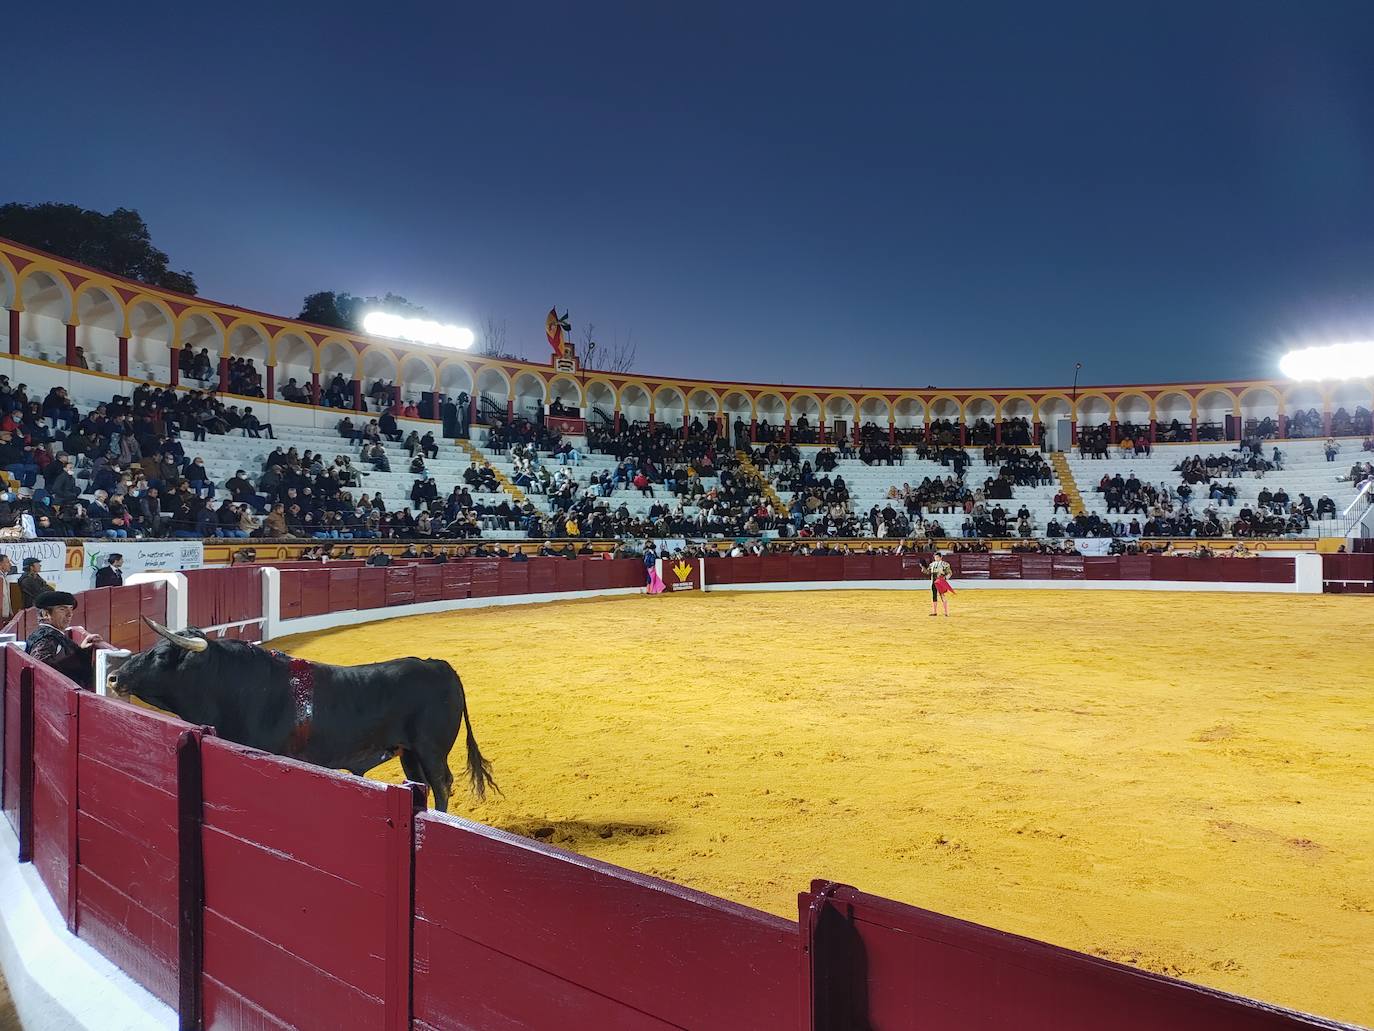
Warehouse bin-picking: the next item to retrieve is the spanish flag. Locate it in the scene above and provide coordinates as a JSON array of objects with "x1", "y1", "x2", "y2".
[{"x1": 546, "y1": 308, "x2": 565, "y2": 356}]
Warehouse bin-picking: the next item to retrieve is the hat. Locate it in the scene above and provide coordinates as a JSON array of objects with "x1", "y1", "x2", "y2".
[
  {"x1": 35, "y1": 590, "x2": 77, "y2": 610},
  {"x1": 22, "y1": 557, "x2": 41, "y2": 569}
]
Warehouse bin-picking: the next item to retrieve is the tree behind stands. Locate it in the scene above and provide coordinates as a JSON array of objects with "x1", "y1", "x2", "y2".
[{"x1": 0, "y1": 202, "x2": 197, "y2": 294}]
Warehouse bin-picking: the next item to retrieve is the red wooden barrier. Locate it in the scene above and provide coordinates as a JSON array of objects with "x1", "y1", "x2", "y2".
[
  {"x1": 469, "y1": 558, "x2": 500, "y2": 597},
  {"x1": 583, "y1": 556, "x2": 612, "y2": 589},
  {"x1": 199, "y1": 738, "x2": 418, "y2": 1031},
  {"x1": 328, "y1": 565, "x2": 359, "y2": 613},
  {"x1": 278, "y1": 569, "x2": 303, "y2": 619},
  {"x1": 385, "y1": 565, "x2": 416, "y2": 606},
  {"x1": 1, "y1": 649, "x2": 22, "y2": 837},
  {"x1": 440, "y1": 563, "x2": 469, "y2": 600},
  {"x1": 299, "y1": 568, "x2": 330, "y2": 617},
  {"x1": 74, "y1": 694, "x2": 197, "y2": 1009},
  {"x1": 137, "y1": 581, "x2": 169, "y2": 651},
  {"x1": 498, "y1": 561, "x2": 529, "y2": 596},
  {"x1": 412, "y1": 814, "x2": 798, "y2": 1030},
  {"x1": 527, "y1": 557, "x2": 557, "y2": 593},
  {"x1": 802, "y1": 881, "x2": 1340, "y2": 1030},
  {"x1": 30, "y1": 663, "x2": 77, "y2": 927},
  {"x1": 553, "y1": 558, "x2": 585, "y2": 592},
  {"x1": 352, "y1": 566, "x2": 381, "y2": 608}
]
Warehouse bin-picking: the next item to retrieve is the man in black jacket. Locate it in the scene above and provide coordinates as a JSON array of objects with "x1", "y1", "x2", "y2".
[{"x1": 95, "y1": 553, "x2": 124, "y2": 587}]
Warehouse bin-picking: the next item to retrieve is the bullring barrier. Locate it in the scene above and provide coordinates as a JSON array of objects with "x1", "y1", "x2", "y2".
[{"x1": 0, "y1": 562, "x2": 1358, "y2": 1030}]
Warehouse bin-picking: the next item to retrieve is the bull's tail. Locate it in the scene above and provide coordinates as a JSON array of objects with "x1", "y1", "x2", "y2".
[{"x1": 459, "y1": 690, "x2": 499, "y2": 802}]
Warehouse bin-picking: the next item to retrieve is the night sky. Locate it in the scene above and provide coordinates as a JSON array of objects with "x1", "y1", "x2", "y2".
[{"x1": 6, "y1": 2, "x2": 1373, "y2": 389}]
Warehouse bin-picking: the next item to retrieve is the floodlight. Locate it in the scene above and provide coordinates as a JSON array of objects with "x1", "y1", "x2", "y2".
[
  {"x1": 1279, "y1": 342, "x2": 1374, "y2": 381},
  {"x1": 363, "y1": 311, "x2": 473, "y2": 351}
]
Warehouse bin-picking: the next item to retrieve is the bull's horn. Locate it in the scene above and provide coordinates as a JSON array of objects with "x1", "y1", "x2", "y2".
[{"x1": 142, "y1": 616, "x2": 208, "y2": 652}]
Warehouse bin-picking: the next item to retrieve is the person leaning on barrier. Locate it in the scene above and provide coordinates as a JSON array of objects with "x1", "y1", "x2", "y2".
[{"x1": 25, "y1": 591, "x2": 103, "y2": 687}]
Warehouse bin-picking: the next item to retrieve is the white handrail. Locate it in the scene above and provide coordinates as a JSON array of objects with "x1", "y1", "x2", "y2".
[{"x1": 1340, "y1": 479, "x2": 1372, "y2": 518}]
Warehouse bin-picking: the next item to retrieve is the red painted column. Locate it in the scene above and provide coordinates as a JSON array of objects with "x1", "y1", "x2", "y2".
[
  {"x1": 1033, "y1": 420, "x2": 1042, "y2": 446},
  {"x1": 219, "y1": 355, "x2": 230, "y2": 392},
  {"x1": 505, "y1": 397, "x2": 513, "y2": 422},
  {"x1": 169, "y1": 345, "x2": 179, "y2": 387},
  {"x1": 817, "y1": 420, "x2": 826, "y2": 444},
  {"x1": 924, "y1": 421, "x2": 932, "y2": 444},
  {"x1": 1190, "y1": 416, "x2": 1198, "y2": 443},
  {"x1": 852, "y1": 422, "x2": 860, "y2": 444},
  {"x1": 959, "y1": 423, "x2": 967, "y2": 446},
  {"x1": 266, "y1": 365, "x2": 275, "y2": 401},
  {"x1": 354, "y1": 380, "x2": 363, "y2": 412},
  {"x1": 471, "y1": 393, "x2": 480, "y2": 427},
  {"x1": 430, "y1": 391, "x2": 440, "y2": 420},
  {"x1": 888, "y1": 421, "x2": 895, "y2": 445},
  {"x1": 65, "y1": 324, "x2": 77, "y2": 366},
  {"x1": 682, "y1": 410, "x2": 689, "y2": 438},
  {"x1": 1110, "y1": 420, "x2": 1119, "y2": 444},
  {"x1": 1277, "y1": 413, "x2": 1287, "y2": 439},
  {"x1": 1070, "y1": 420, "x2": 1078, "y2": 445},
  {"x1": 613, "y1": 409, "x2": 622, "y2": 432},
  {"x1": 117, "y1": 336, "x2": 129, "y2": 378},
  {"x1": 750, "y1": 417, "x2": 758, "y2": 443},
  {"x1": 1149, "y1": 419, "x2": 1157, "y2": 443},
  {"x1": 1322, "y1": 409, "x2": 1332, "y2": 437},
  {"x1": 309, "y1": 372, "x2": 320, "y2": 405},
  {"x1": 648, "y1": 410, "x2": 655, "y2": 432},
  {"x1": 994, "y1": 420, "x2": 1002, "y2": 445},
  {"x1": 7, "y1": 310, "x2": 18, "y2": 356},
  {"x1": 783, "y1": 419, "x2": 791, "y2": 443}
]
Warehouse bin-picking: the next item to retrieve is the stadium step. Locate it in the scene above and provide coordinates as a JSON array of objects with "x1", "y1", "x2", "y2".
[
  {"x1": 737, "y1": 450, "x2": 788, "y2": 514},
  {"x1": 456, "y1": 439, "x2": 530, "y2": 505},
  {"x1": 1049, "y1": 451, "x2": 1086, "y2": 516}
]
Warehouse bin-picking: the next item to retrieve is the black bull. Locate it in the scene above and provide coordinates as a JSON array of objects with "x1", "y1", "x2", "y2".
[{"x1": 108, "y1": 618, "x2": 495, "y2": 812}]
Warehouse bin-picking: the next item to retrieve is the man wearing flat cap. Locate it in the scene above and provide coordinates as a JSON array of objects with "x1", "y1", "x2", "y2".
[
  {"x1": 25, "y1": 591, "x2": 103, "y2": 687},
  {"x1": 18, "y1": 557, "x2": 52, "y2": 610}
]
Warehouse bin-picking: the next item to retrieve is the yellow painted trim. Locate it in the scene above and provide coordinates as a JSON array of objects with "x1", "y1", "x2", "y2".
[{"x1": 222, "y1": 316, "x2": 273, "y2": 357}]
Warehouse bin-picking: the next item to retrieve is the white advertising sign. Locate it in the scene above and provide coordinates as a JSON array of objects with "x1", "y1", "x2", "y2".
[
  {"x1": 82, "y1": 541, "x2": 204, "y2": 585},
  {"x1": 0, "y1": 539, "x2": 66, "y2": 575},
  {"x1": 1072, "y1": 538, "x2": 1115, "y2": 557}
]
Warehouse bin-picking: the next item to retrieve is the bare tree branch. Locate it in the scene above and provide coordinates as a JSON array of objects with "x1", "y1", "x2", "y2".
[
  {"x1": 584, "y1": 324, "x2": 637, "y2": 373},
  {"x1": 478, "y1": 314, "x2": 525, "y2": 360}
]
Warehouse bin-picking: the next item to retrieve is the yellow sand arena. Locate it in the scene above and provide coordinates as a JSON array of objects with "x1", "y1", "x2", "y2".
[{"x1": 277, "y1": 590, "x2": 1373, "y2": 1025}]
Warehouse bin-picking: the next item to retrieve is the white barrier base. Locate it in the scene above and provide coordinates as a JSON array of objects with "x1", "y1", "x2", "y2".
[
  {"x1": 270, "y1": 587, "x2": 643, "y2": 639},
  {"x1": 0, "y1": 823, "x2": 174, "y2": 1031},
  {"x1": 707, "y1": 578, "x2": 1309, "y2": 594}
]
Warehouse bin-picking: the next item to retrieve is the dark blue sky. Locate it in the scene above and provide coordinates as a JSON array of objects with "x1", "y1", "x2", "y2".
[{"x1": 7, "y1": 2, "x2": 1374, "y2": 388}]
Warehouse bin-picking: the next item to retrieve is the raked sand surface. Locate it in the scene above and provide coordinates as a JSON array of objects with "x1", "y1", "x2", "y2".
[{"x1": 277, "y1": 590, "x2": 1374, "y2": 1026}]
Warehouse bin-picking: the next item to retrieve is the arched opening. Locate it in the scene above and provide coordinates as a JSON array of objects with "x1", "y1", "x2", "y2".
[
  {"x1": 654, "y1": 387, "x2": 687, "y2": 432},
  {"x1": 754, "y1": 392, "x2": 786, "y2": 443},
  {"x1": 1000, "y1": 397, "x2": 1034, "y2": 445},
  {"x1": 1154, "y1": 392, "x2": 1193, "y2": 442},
  {"x1": 274, "y1": 332, "x2": 315, "y2": 403},
  {"x1": 226, "y1": 323, "x2": 269, "y2": 398},
  {"x1": 0, "y1": 262, "x2": 15, "y2": 354},
  {"x1": 176, "y1": 314, "x2": 222, "y2": 387},
  {"x1": 75, "y1": 286, "x2": 124, "y2": 374},
  {"x1": 825, "y1": 395, "x2": 856, "y2": 443},
  {"x1": 547, "y1": 375, "x2": 582, "y2": 414},
  {"x1": 1115, "y1": 394, "x2": 1151, "y2": 443},
  {"x1": 474, "y1": 367, "x2": 510, "y2": 425},
  {"x1": 722, "y1": 391, "x2": 752, "y2": 445},
  {"x1": 19, "y1": 271, "x2": 70, "y2": 362},
  {"x1": 619, "y1": 384, "x2": 651, "y2": 427},
  {"x1": 320, "y1": 340, "x2": 360, "y2": 408},
  {"x1": 361, "y1": 348, "x2": 400, "y2": 411},
  {"x1": 399, "y1": 355, "x2": 438, "y2": 416},
  {"x1": 687, "y1": 388, "x2": 721, "y2": 437},
  {"x1": 894, "y1": 397, "x2": 925, "y2": 444},
  {"x1": 585, "y1": 381, "x2": 616, "y2": 426},
  {"x1": 1195, "y1": 389, "x2": 1235, "y2": 442},
  {"x1": 1037, "y1": 397, "x2": 1072, "y2": 451},
  {"x1": 1238, "y1": 387, "x2": 1282, "y2": 440},
  {"x1": 1328, "y1": 381, "x2": 1372, "y2": 437},
  {"x1": 128, "y1": 301, "x2": 173, "y2": 383},
  {"x1": 859, "y1": 397, "x2": 891, "y2": 443},
  {"x1": 790, "y1": 394, "x2": 820, "y2": 443},
  {"x1": 1282, "y1": 386, "x2": 1323, "y2": 438},
  {"x1": 928, "y1": 397, "x2": 959, "y2": 444},
  {"x1": 439, "y1": 361, "x2": 475, "y2": 402},
  {"x1": 511, "y1": 371, "x2": 546, "y2": 423},
  {"x1": 963, "y1": 396, "x2": 996, "y2": 446}
]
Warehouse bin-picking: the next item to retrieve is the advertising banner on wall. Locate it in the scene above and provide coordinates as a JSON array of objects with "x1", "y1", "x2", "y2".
[
  {"x1": 82, "y1": 541, "x2": 204, "y2": 585},
  {"x1": 1073, "y1": 538, "x2": 1115, "y2": 557},
  {"x1": 0, "y1": 539, "x2": 66, "y2": 575},
  {"x1": 657, "y1": 557, "x2": 700, "y2": 592}
]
